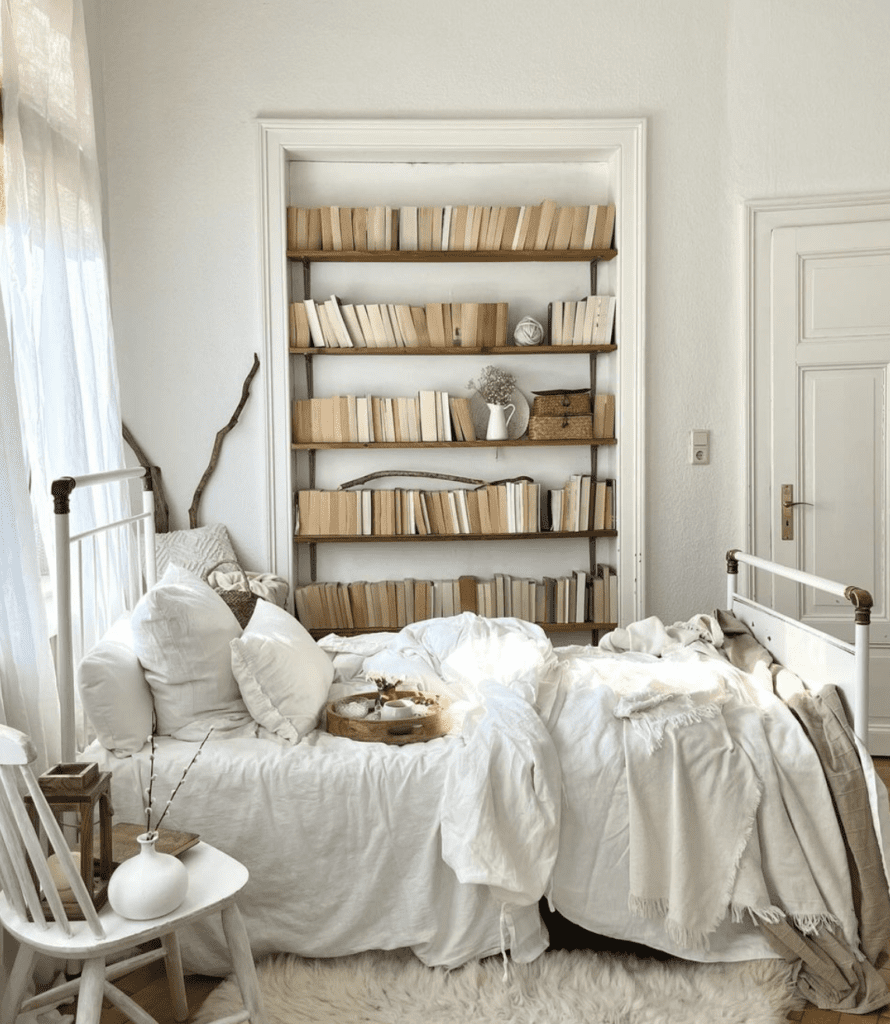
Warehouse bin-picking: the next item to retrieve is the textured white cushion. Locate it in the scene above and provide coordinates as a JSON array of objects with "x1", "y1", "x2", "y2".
[
  {"x1": 131, "y1": 564, "x2": 252, "y2": 737},
  {"x1": 230, "y1": 599, "x2": 334, "y2": 743},
  {"x1": 77, "y1": 617, "x2": 153, "y2": 756},
  {"x1": 154, "y1": 523, "x2": 240, "y2": 578}
]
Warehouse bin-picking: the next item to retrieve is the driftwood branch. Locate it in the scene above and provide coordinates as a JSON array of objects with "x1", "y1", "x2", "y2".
[
  {"x1": 188, "y1": 353, "x2": 260, "y2": 529},
  {"x1": 122, "y1": 422, "x2": 170, "y2": 533},
  {"x1": 338, "y1": 470, "x2": 534, "y2": 490}
]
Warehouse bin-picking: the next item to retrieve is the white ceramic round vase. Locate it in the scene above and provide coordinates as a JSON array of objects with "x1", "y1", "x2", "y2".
[
  {"x1": 107, "y1": 832, "x2": 188, "y2": 920},
  {"x1": 486, "y1": 403, "x2": 516, "y2": 440}
]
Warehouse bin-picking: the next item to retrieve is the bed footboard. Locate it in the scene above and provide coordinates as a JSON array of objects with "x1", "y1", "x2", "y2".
[{"x1": 726, "y1": 549, "x2": 872, "y2": 742}]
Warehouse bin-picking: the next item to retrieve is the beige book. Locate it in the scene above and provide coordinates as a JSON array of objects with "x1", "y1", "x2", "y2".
[
  {"x1": 289, "y1": 303, "x2": 311, "y2": 348},
  {"x1": 395, "y1": 581, "x2": 407, "y2": 625},
  {"x1": 448, "y1": 397, "x2": 465, "y2": 441},
  {"x1": 465, "y1": 489, "x2": 482, "y2": 534},
  {"x1": 418, "y1": 390, "x2": 439, "y2": 441},
  {"x1": 352, "y1": 207, "x2": 368, "y2": 251},
  {"x1": 405, "y1": 397, "x2": 420, "y2": 442},
  {"x1": 550, "y1": 301, "x2": 563, "y2": 345},
  {"x1": 413, "y1": 491, "x2": 429, "y2": 535},
  {"x1": 477, "y1": 487, "x2": 492, "y2": 533},
  {"x1": 430, "y1": 207, "x2": 443, "y2": 251},
  {"x1": 500, "y1": 207, "x2": 520, "y2": 250},
  {"x1": 572, "y1": 300, "x2": 587, "y2": 345},
  {"x1": 440, "y1": 206, "x2": 453, "y2": 250},
  {"x1": 418, "y1": 207, "x2": 434, "y2": 251},
  {"x1": 286, "y1": 207, "x2": 298, "y2": 250},
  {"x1": 550, "y1": 206, "x2": 575, "y2": 250},
  {"x1": 339, "y1": 304, "x2": 365, "y2": 347},
  {"x1": 595, "y1": 204, "x2": 616, "y2": 249},
  {"x1": 411, "y1": 306, "x2": 430, "y2": 345},
  {"x1": 380, "y1": 305, "x2": 399, "y2": 347},
  {"x1": 399, "y1": 206, "x2": 418, "y2": 251},
  {"x1": 477, "y1": 207, "x2": 492, "y2": 251},
  {"x1": 458, "y1": 575, "x2": 478, "y2": 614},
  {"x1": 459, "y1": 302, "x2": 479, "y2": 347},
  {"x1": 325, "y1": 296, "x2": 354, "y2": 348},
  {"x1": 355, "y1": 305, "x2": 374, "y2": 346},
  {"x1": 303, "y1": 299, "x2": 327, "y2": 348},
  {"x1": 534, "y1": 198, "x2": 559, "y2": 250},
  {"x1": 329, "y1": 206, "x2": 343, "y2": 251},
  {"x1": 511, "y1": 205, "x2": 529, "y2": 250},
  {"x1": 451, "y1": 206, "x2": 468, "y2": 251},
  {"x1": 370, "y1": 397, "x2": 384, "y2": 442},
  {"x1": 569, "y1": 206, "x2": 590, "y2": 249},
  {"x1": 339, "y1": 207, "x2": 354, "y2": 251},
  {"x1": 522, "y1": 203, "x2": 543, "y2": 251},
  {"x1": 395, "y1": 304, "x2": 418, "y2": 346},
  {"x1": 320, "y1": 206, "x2": 334, "y2": 250},
  {"x1": 366, "y1": 304, "x2": 389, "y2": 348},
  {"x1": 316, "y1": 303, "x2": 339, "y2": 348},
  {"x1": 305, "y1": 207, "x2": 322, "y2": 250},
  {"x1": 425, "y1": 303, "x2": 447, "y2": 347}
]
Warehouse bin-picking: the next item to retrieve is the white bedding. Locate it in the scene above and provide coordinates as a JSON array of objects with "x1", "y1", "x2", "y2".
[{"x1": 85, "y1": 611, "x2": 883, "y2": 974}]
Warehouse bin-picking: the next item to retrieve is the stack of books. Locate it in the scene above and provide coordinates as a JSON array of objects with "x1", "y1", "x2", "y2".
[
  {"x1": 297, "y1": 480, "x2": 544, "y2": 537},
  {"x1": 545, "y1": 477, "x2": 614, "y2": 532},
  {"x1": 549, "y1": 296, "x2": 616, "y2": 345},
  {"x1": 294, "y1": 567, "x2": 618, "y2": 631},
  {"x1": 286, "y1": 201, "x2": 616, "y2": 253},
  {"x1": 292, "y1": 392, "x2": 475, "y2": 444},
  {"x1": 290, "y1": 298, "x2": 509, "y2": 349}
]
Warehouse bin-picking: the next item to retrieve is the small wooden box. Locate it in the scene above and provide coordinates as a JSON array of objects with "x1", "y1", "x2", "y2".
[{"x1": 527, "y1": 414, "x2": 594, "y2": 441}]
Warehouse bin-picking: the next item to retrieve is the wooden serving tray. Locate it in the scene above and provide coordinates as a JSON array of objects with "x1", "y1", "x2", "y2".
[{"x1": 326, "y1": 690, "x2": 451, "y2": 745}]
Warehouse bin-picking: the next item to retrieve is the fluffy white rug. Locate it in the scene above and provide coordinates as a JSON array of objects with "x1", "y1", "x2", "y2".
[{"x1": 194, "y1": 948, "x2": 804, "y2": 1024}]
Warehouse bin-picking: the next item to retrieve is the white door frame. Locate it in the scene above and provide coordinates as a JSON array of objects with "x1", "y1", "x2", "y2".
[{"x1": 257, "y1": 118, "x2": 647, "y2": 626}]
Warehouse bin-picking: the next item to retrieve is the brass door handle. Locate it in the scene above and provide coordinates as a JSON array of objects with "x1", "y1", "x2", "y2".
[{"x1": 781, "y1": 484, "x2": 812, "y2": 540}]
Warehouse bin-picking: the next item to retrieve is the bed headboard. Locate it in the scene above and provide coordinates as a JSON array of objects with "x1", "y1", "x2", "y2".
[
  {"x1": 725, "y1": 549, "x2": 872, "y2": 743},
  {"x1": 53, "y1": 467, "x2": 157, "y2": 761}
]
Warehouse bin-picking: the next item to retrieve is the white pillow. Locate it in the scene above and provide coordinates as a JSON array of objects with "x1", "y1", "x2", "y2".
[
  {"x1": 131, "y1": 564, "x2": 251, "y2": 736},
  {"x1": 154, "y1": 523, "x2": 240, "y2": 578},
  {"x1": 230, "y1": 599, "x2": 334, "y2": 743},
  {"x1": 77, "y1": 617, "x2": 153, "y2": 756}
]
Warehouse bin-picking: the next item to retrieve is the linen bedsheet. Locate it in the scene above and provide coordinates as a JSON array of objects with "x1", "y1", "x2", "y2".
[{"x1": 84, "y1": 611, "x2": 889, "y2": 982}]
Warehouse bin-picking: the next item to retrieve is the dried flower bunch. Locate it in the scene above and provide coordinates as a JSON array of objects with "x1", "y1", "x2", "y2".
[
  {"x1": 467, "y1": 364, "x2": 516, "y2": 406},
  {"x1": 366, "y1": 670, "x2": 405, "y2": 707},
  {"x1": 143, "y1": 729, "x2": 212, "y2": 838}
]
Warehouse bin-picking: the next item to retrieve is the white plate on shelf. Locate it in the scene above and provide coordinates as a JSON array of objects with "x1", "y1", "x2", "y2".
[{"x1": 468, "y1": 390, "x2": 530, "y2": 441}]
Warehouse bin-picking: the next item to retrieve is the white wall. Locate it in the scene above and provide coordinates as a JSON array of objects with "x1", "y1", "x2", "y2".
[{"x1": 85, "y1": 0, "x2": 890, "y2": 623}]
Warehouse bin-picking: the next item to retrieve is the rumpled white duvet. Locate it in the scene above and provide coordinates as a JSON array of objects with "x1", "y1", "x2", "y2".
[{"x1": 86, "y1": 612, "x2": 883, "y2": 975}]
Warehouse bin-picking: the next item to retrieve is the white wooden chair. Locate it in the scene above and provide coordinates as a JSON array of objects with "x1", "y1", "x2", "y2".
[{"x1": 0, "y1": 725, "x2": 268, "y2": 1024}]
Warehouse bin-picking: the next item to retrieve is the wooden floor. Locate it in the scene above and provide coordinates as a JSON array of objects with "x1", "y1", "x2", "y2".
[{"x1": 81, "y1": 758, "x2": 890, "y2": 1024}]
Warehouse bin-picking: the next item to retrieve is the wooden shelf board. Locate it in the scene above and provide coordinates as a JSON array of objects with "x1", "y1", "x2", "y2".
[
  {"x1": 292, "y1": 438, "x2": 616, "y2": 451},
  {"x1": 295, "y1": 530, "x2": 617, "y2": 544},
  {"x1": 289, "y1": 344, "x2": 617, "y2": 356},
  {"x1": 306, "y1": 621, "x2": 616, "y2": 638},
  {"x1": 288, "y1": 248, "x2": 617, "y2": 264}
]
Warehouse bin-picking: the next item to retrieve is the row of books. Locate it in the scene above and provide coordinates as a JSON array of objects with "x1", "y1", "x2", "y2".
[
  {"x1": 294, "y1": 567, "x2": 618, "y2": 632},
  {"x1": 295, "y1": 478, "x2": 614, "y2": 538},
  {"x1": 286, "y1": 200, "x2": 615, "y2": 254},
  {"x1": 548, "y1": 296, "x2": 616, "y2": 345},
  {"x1": 290, "y1": 298, "x2": 509, "y2": 349},
  {"x1": 293, "y1": 392, "x2": 475, "y2": 444},
  {"x1": 293, "y1": 393, "x2": 616, "y2": 445}
]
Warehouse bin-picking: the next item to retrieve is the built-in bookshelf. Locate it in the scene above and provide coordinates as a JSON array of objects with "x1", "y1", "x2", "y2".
[{"x1": 287, "y1": 197, "x2": 619, "y2": 637}]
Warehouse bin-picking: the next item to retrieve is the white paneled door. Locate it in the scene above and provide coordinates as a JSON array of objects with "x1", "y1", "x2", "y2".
[{"x1": 749, "y1": 195, "x2": 890, "y2": 752}]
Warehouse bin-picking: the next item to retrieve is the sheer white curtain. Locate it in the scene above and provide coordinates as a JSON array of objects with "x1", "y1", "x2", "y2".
[{"x1": 1, "y1": 0, "x2": 128, "y2": 766}]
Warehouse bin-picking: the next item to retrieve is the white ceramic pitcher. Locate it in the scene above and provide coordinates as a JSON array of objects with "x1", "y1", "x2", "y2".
[{"x1": 486, "y1": 402, "x2": 516, "y2": 441}]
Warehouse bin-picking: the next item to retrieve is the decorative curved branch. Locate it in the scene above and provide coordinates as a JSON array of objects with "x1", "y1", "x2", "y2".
[
  {"x1": 122, "y1": 422, "x2": 170, "y2": 533},
  {"x1": 188, "y1": 353, "x2": 260, "y2": 529}
]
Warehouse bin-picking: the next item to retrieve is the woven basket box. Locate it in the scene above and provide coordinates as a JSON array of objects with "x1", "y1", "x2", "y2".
[
  {"x1": 527, "y1": 415, "x2": 594, "y2": 441},
  {"x1": 531, "y1": 392, "x2": 591, "y2": 417}
]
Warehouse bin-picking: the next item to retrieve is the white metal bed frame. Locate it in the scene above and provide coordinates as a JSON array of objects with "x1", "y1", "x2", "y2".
[
  {"x1": 52, "y1": 467, "x2": 157, "y2": 762},
  {"x1": 49, "y1": 471, "x2": 874, "y2": 758},
  {"x1": 726, "y1": 548, "x2": 872, "y2": 743}
]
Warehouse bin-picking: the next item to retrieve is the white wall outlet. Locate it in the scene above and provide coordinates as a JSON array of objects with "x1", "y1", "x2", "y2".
[{"x1": 690, "y1": 429, "x2": 710, "y2": 465}]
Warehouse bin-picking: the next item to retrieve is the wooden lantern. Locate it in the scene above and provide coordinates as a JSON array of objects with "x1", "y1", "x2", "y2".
[{"x1": 27, "y1": 761, "x2": 114, "y2": 918}]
